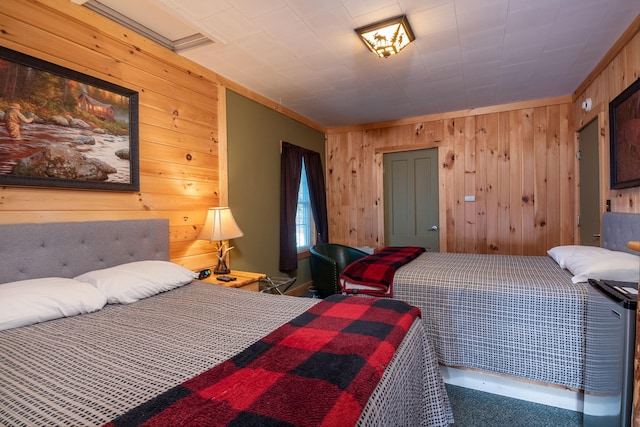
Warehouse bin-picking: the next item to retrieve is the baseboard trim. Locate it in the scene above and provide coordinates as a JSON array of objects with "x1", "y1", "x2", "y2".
[{"x1": 440, "y1": 366, "x2": 584, "y2": 412}]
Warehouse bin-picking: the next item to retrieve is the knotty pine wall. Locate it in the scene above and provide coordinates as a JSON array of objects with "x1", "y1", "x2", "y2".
[
  {"x1": 573, "y1": 14, "x2": 640, "y2": 214},
  {"x1": 326, "y1": 14, "x2": 640, "y2": 255},
  {"x1": 0, "y1": 0, "x2": 222, "y2": 270},
  {"x1": 326, "y1": 97, "x2": 574, "y2": 255}
]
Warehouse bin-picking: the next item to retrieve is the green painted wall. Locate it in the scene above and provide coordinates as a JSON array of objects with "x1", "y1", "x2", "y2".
[{"x1": 226, "y1": 90, "x2": 325, "y2": 287}]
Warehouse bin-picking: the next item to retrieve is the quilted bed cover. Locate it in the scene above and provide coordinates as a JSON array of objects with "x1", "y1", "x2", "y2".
[
  {"x1": 0, "y1": 282, "x2": 453, "y2": 427},
  {"x1": 393, "y1": 252, "x2": 589, "y2": 389}
]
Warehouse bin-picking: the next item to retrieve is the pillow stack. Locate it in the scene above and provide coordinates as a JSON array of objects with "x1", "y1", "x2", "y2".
[
  {"x1": 0, "y1": 278, "x2": 106, "y2": 331},
  {"x1": 548, "y1": 245, "x2": 640, "y2": 284},
  {"x1": 75, "y1": 260, "x2": 198, "y2": 304},
  {"x1": 0, "y1": 261, "x2": 198, "y2": 331}
]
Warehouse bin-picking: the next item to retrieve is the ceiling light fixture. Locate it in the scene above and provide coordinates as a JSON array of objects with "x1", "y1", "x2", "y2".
[{"x1": 355, "y1": 15, "x2": 415, "y2": 58}]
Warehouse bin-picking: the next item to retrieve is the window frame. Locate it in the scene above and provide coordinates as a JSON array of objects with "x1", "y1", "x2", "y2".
[{"x1": 295, "y1": 160, "x2": 316, "y2": 253}]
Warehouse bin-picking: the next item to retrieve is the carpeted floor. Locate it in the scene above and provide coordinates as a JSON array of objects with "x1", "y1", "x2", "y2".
[{"x1": 446, "y1": 384, "x2": 583, "y2": 427}]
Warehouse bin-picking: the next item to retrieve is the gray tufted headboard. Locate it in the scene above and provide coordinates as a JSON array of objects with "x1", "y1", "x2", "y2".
[
  {"x1": 601, "y1": 212, "x2": 640, "y2": 254},
  {"x1": 0, "y1": 219, "x2": 169, "y2": 284}
]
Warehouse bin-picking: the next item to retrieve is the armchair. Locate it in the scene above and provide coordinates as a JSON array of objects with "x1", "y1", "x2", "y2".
[{"x1": 309, "y1": 243, "x2": 369, "y2": 296}]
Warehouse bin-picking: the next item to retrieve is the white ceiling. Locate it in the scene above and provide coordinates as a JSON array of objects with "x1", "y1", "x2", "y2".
[{"x1": 83, "y1": 0, "x2": 640, "y2": 129}]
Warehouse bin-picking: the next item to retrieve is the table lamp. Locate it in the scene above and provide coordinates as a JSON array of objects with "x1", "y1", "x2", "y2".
[{"x1": 198, "y1": 207, "x2": 244, "y2": 275}]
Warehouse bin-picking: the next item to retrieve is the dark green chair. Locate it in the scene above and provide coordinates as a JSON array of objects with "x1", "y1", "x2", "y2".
[{"x1": 309, "y1": 243, "x2": 369, "y2": 296}]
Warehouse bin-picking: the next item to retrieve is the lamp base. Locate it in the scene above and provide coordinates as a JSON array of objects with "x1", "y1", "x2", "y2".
[{"x1": 214, "y1": 258, "x2": 230, "y2": 275}]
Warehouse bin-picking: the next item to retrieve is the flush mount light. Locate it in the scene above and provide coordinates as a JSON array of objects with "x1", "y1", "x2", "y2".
[{"x1": 355, "y1": 15, "x2": 415, "y2": 58}]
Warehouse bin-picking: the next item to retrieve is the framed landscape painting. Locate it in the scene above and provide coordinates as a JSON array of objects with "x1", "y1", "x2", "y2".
[
  {"x1": 609, "y1": 77, "x2": 640, "y2": 190},
  {"x1": 0, "y1": 46, "x2": 139, "y2": 191}
]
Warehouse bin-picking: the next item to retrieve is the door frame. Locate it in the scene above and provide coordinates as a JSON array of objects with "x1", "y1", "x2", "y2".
[
  {"x1": 375, "y1": 143, "x2": 446, "y2": 250},
  {"x1": 383, "y1": 148, "x2": 440, "y2": 250},
  {"x1": 574, "y1": 103, "x2": 608, "y2": 244}
]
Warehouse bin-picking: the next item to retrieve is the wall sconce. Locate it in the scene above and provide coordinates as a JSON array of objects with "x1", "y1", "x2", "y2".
[
  {"x1": 197, "y1": 207, "x2": 244, "y2": 275},
  {"x1": 355, "y1": 15, "x2": 415, "y2": 58}
]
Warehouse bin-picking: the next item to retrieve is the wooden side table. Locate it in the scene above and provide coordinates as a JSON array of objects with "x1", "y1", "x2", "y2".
[{"x1": 201, "y1": 270, "x2": 266, "y2": 292}]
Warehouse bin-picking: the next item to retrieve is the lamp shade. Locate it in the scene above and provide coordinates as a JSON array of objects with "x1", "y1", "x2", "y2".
[{"x1": 198, "y1": 207, "x2": 244, "y2": 241}]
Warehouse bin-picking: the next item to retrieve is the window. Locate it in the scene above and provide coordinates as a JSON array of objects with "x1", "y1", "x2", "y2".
[
  {"x1": 296, "y1": 160, "x2": 315, "y2": 251},
  {"x1": 279, "y1": 141, "x2": 327, "y2": 271}
]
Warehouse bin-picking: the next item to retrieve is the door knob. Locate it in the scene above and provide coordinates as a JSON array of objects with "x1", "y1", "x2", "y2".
[{"x1": 429, "y1": 225, "x2": 439, "y2": 231}]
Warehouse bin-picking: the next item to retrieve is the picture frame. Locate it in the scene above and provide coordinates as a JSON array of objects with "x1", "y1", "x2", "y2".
[
  {"x1": 609, "y1": 77, "x2": 640, "y2": 190},
  {"x1": 0, "y1": 46, "x2": 139, "y2": 191}
]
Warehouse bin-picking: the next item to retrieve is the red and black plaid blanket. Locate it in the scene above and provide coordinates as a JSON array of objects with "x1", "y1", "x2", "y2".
[
  {"x1": 105, "y1": 294, "x2": 421, "y2": 427},
  {"x1": 339, "y1": 246, "x2": 426, "y2": 297}
]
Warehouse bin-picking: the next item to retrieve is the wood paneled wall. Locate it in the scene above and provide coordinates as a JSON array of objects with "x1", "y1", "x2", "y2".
[
  {"x1": 0, "y1": 0, "x2": 221, "y2": 269},
  {"x1": 326, "y1": 98, "x2": 575, "y2": 255},
  {"x1": 573, "y1": 15, "x2": 640, "y2": 214},
  {"x1": 326, "y1": 15, "x2": 640, "y2": 255}
]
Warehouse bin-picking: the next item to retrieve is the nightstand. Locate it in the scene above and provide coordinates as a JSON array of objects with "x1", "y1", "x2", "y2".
[{"x1": 200, "y1": 270, "x2": 267, "y2": 292}]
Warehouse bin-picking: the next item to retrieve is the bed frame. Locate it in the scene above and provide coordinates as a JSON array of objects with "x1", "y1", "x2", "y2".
[
  {"x1": 0, "y1": 218, "x2": 455, "y2": 426},
  {"x1": 442, "y1": 211, "x2": 640, "y2": 411},
  {"x1": 601, "y1": 212, "x2": 640, "y2": 253},
  {"x1": 0, "y1": 219, "x2": 169, "y2": 284}
]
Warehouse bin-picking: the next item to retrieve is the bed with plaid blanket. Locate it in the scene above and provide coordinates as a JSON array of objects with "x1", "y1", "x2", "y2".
[
  {"x1": 340, "y1": 246, "x2": 426, "y2": 297},
  {"x1": 105, "y1": 294, "x2": 422, "y2": 427},
  {"x1": 0, "y1": 282, "x2": 453, "y2": 427}
]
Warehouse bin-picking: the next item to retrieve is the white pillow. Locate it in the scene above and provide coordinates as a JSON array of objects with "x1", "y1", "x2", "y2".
[
  {"x1": 0, "y1": 277, "x2": 107, "y2": 331},
  {"x1": 547, "y1": 245, "x2": 612, "y2": 268},
  {"x1": 75, "y1": 260, "x2": 197, "y2": 304},
  {"x1": 564, "y1": 251, "x2": 640, "y2": 284}
]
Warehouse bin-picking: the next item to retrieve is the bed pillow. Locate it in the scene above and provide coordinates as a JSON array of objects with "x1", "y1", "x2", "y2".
[
  {"x1": 564, "y1": 250, "x2": 640, "y2": 284},
  {"x1": 75, "y1": 260, "x2": 198, "y2": 304},
  {"x1": 547, "y1": 245, "x2": 612, "y2": 268},
  {"x1": 0, "y1": 277, "x2": 107, "y2": 331}
]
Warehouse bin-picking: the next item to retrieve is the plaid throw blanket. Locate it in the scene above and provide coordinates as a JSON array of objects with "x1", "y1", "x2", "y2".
[
  {"x1": 105, "y1": 294, "x2": 421, "y2": 427},
  {"x1": 340, "y1": 246, "x2": 426, "y2": 297}
]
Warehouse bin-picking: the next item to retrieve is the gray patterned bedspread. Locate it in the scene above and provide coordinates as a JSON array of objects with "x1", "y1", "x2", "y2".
[
  {"x1": 393, "y1": 252, "x2": 588, "y2": 389},
  {"x1": 0, "y1": 281, "x2": 452, "y2": 427}
]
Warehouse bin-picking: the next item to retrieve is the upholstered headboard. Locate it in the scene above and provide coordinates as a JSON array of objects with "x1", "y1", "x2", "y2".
[
  {"x1": 0, "y1": 219, "x2": 169, "y2": 284},
  {"x1": 601, "y1": 212, "x2": 640, "y2": 254}
]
